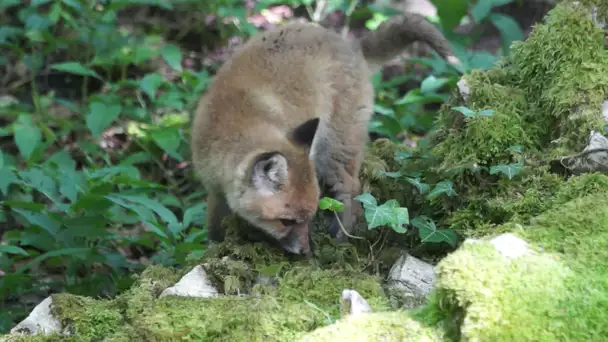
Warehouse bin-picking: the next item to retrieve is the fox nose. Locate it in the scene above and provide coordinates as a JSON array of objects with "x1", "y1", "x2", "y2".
[{"x1": 280, "y1": 221, "x2": 312, "y2": 255}]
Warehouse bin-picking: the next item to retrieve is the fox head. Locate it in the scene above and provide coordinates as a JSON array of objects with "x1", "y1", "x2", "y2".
[{"x1": 228, "y1": 118, "x2": 321, "y2": 255}]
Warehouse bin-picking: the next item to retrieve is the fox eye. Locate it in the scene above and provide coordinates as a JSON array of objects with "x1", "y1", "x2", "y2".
[{"x1": 280, "y1": 219, "x2": 297, "y2": 227}]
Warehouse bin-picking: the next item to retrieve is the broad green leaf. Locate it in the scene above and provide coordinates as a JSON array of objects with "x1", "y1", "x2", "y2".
[
  {"x1": 0, "y1": 244, "x2": 29, "y2": 256},
  {"x1": 13, "y1": 114, "x2": 42, "y2": 160},
  {"x1": 411, "y1": 215, "x2": 458, "y2": 246},
  {"x1": 149, "y1": 127, "x2": 182, "y2": 161},
  {"x1": 420, "y1": 75, "x2": 449, "y2": 94},
  {"x1": 0, "y1": 168, "x2": 16, "y2": 195},
  {"x1": 374, "y1": 104, "x2": 396, "y2": 117},
  {"x1": 86, "y1": 101, "x2": 122, "y2": 137},
  {"x1": 11, "y1": 208, "x2": 60, "y2": 236},
  {"x1": 470, "y1": 0, "x2": 494, "y2": 23},
  {"x1": 430, "y1": 0, "x2": 468, "y2": 31},
  {"x1": 108, "y1": 194, "x2": 179, "y2": 226},
  {"x1": 489, "y1": 13, "x2": 524, "y2": 55},
  {"x1": 318, "y1": 197, "x2": 344, "y2": 212},
  {"x1": 490, "y1": 162, "x2": 522, "y2": 180},
  {"x1": 0, "y1": 0, "x2": 20, "y2": 10},
  {"x1": 50, "y1": 62, "x2": 101, "y2": 79},
  {"x1": 427, "y1": 180, "x2": 457, "y2": 201},
  {"x1": 183, "y1": 202, "x2": 206, "y2": 228},
  {"x1": 161, "y1": 44, "x2": 183, "y2": 72},
  {"x1": 16, "y1": 247, "x2": 92, "y2": 273},
  {"x1": 140, "y1": 73, "x2": 164, "y2": 99}
]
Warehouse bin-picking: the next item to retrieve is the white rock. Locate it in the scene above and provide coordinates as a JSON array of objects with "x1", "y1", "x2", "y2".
[
  {"x1": 386, "y1": 254, "x2": 436, "y2": 309},
  {"x1": 340, "y1": 289, "x2": 373, "y2": 317},
  {"x1": 489, "y1": 233, "x2": 534, "y2": 258},
  {"x1": 602, "y1": 100, "x2": 608, "y2": 122},
  {"x1": 10, "y1": 296, "x2": 61, "y2": 335},
  {"x1": 160, "y1": 265, "x2": 219, "y2": 298},
  {"x1": 457, "y1": 78, "x2": 470, "y2": 102}
]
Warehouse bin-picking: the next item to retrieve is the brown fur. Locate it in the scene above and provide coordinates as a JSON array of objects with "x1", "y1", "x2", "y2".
[{"x1": 191, "y1": 15, "x2": 458, "y2": 255}]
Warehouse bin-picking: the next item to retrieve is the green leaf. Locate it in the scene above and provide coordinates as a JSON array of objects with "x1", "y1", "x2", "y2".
[
  {"x1": 405, "y1": 177, "x2": 431, "y2": 195},
  {"x1": 13, "y1": 114, "x2": 42, "y2": 160},
  {"x1": 411, "y1": 215, "x2": 458, "y2": 246},
  {"x1": 376, "y1": 170, "x2": 402, "y2": 179},
  {"x1": 318, "y1": 197, "x2": 344, "y2": 212},
  {"x1": 140, "y1": 73, "x2": 164, "y2": 99},
  {"x1": 50, "y1": 62, "x2": 101, "y2": 79},
  {"x1": 183, "y1": 202, "x2": 206, "y2": 228},
  {"x1": 451, "y1": 106, "x2": 475, "y2": 117},
  {"x1": 11, "y1": 208, "x2": 60, "y2": 236},
  {"x1": 108, "y1": 194, "x2": 179, "y2": 227},
  {"x1": 0, "y1": 166, "x2": 16, "y2": 194},
  {"x1": 427, "y1": 180, "x2": 457, "y2": 201},
  {"x1": 0, "y1": 244, "x2": 29, "y2": 256},
  {"x1": 355, "y1": 193, "x2": 409, "y2": 231},
  {"x1": 489, "y1": 162, "x2": 522, "y2": 180},
  {"x1": 16, "y1": 247, "x2": 92, "y2": 273},
  {"x1": 470, "y1": 0, "x2": 494, "y2": 23},
  {"x1": 149, "y1": 127, "x2": 182, "y2": 161},
  {"x1": 86, "y1": 101, "x2": 122, "y2": 137},
  {"x1": 430, "y1": 0, "x2": 468, "y2": 31},
  {"x1": 161, "y1": 44, "x2": 183, "y2": 72},
  {"x1": 420, "y1": 75, "x2": 449, "y2": 94},
  {"x1": 488, "y1": 13, "x2": 524, "y2": 55}
]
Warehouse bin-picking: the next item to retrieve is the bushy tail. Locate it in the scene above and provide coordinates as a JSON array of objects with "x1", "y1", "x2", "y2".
[{"x1": 359, "y1": 12, "x2": 461, "y2": 71}]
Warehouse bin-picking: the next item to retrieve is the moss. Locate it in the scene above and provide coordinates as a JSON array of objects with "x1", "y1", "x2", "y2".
[
  {"x1": 50, "y1": 293, "x2": 122, "y2": 340},
  {"x1": 517, "y1": 192, "x2": 608, "y2": 339},
  {"x1": 423, "y1": 237, "x2": 572, "y2": 341},
  {"x1": 299, "y1": 311, "x2": 443, "y2": 342},
  {"x1": 448, "y1": 172, "x2": 608, "y2": 236},
  {"x1": 415, "y1": 192, "x2": 608, "y2": 341},
  {"x1": 113, "y1": 295, "x2": 325, "y2": 341}
]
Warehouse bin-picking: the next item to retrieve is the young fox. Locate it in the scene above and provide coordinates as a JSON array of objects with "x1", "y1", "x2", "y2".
[{"x1": 191, "y1": 13, "x2": 459, "y2": 255}]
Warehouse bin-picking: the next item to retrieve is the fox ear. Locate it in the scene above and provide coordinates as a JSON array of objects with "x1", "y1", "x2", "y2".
[
  {"x1": 289, "y1": 118, "x2": 319, "y2": 147},
  {"x1": 251, "y1": 151, "x2": 288, "y2": 193}
]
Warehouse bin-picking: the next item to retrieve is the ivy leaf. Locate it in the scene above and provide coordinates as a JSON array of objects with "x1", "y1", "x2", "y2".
[
  {"x1": 470, "y1": 0, "x2": 494, "y2": 23},
  {"x1": 86, "y1": 101, "x2": 122, "y2": 138},
  {"x1": 161, "y1": 44, "x2": 183, "y2": 72},
  {"x1": 405, "y1": 177, "x2": 431, "y2": 195},
  {"x1": 376, "y1": 170, "x2": 402, "y2": 179},
  {"x1": 355, "y1": 193, "x2": 409, "y2": 232},
  {"x1": 318, "y1": 197, "x2": 344, "y2": 212},
  {"x1": 13, "y1": 114, "x2": 42, "y2": 160},
  {"x1": 490, "y1": 162, "x2": 522, "y2": 180},
  {"x1": 0, "y1": 244, "x2": 29, "y2": 256},
  {"x1": 411, "y1": 215, "x2": 458, "y2": 247},
  {"x1": 50, "y1": 62, "x2": 101, "y2": 79},
  {"x1": 427, "y1": 180, "x2": 457, "y2": 201}
]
